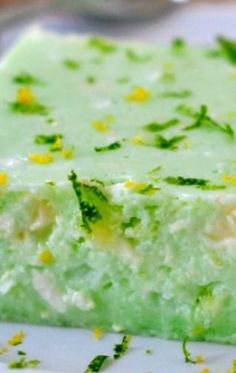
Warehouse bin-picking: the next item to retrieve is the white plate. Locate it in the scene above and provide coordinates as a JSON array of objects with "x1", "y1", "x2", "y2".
[
  {"x1": 1, "y1": 322, "x2": 236, "y2": 373},
  {"x1": 1, "y1": 2, "x2": 236, "y2": 372}
]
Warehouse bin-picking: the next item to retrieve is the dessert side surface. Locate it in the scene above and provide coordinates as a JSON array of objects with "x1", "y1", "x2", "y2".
[{"x1": 0, "y1": 31, "x2": 236, "y2": 343}]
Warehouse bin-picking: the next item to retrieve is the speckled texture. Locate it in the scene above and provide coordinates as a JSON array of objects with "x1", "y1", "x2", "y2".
[{"x1": 0, "y1": 31, "x2": 236, "y2": 343}]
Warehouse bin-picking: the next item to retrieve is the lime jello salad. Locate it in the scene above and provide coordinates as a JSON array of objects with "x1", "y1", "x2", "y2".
[{"x1": 0, "y1": 31, "x2": 236, "y2": 343}]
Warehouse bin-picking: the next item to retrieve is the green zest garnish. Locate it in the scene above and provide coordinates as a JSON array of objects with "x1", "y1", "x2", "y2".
[
  {"x1": 9, "y1": 351, "x2": 40, "y2": 369},
  {"x1": 86, "y1": 76, "x2": 96, "y2": 84},
  {"x1": 160, "y1": 65, "x2": 175, "y2": 82},
  {"x1": 206, "y1": 48, "x2": 223, "y2": 58},
  {"x1": 164, "y1": 176, "x2": 226, "y2": 190},
  {"x1": 63, "y1": 59, "x2": 80, "y2": 70},
  {"x1": 68, "y1": 171, "x2": 107, "y2": 232},
  {"x1": 85, "y1": 355, "x2": 109, "y2": 373},
  {"x1": 113, "y1": 335, "x2": 132, "y2": 360},
  {"x1": 164, "y1": 176, "x2": 208, "y2": 187},
  {"x1": 138, "y1": 184, "x2": 160, "y2": 195},
  {"x1": 161, "y1": 90, "x2": 192, "y2": 99},
  {"x1": 95, "y1": 141, "x2": 121, "y2": 152},
  {"x1": 145, "y1": 349, "x2": 153, "y2": 355},
  {"x1": 171, "y1": 38, "x2": 186, "y2": 53},
  {"x1": 47, "y1": 118, "x2": 56, "y2": 124},
  {"x1": 154, "y1": 135, "x2": 186, "y2": 150},
  {"x1": 89, "y1": 37, "x2": 116, "y2": 53},
  {"x1": 35, "y1": 133, "x2": 63, "y2": 152},
  {"x1": 116, "y1": 77, "x2": 130, "y2": 84},
  {"x1": 200, "y1": 184, "x2": 226, "y2": 191},
  {"x1": 143, "y1": 119, "x2": 179, "y2": 132},
  {"x1": 217, "y1": 36, "x2": 236, "y2": 65},
  {"x1": 126, "y1": 48, "x2": 152, "y2": 63},
  {"x1": 46, "y1": 181, "x2": 55, "y2": 186},
  {"x1": 178, "y1": 104, "x2": 234, "y2": 138},
  {"x1": 13, "y1": 72, "x2": 42, "y2": 85},
  {"x1": 184, "y1": 105, "x2": 208, "y2": 130},
  {"x1": 121, "y1": 216, "x2": 141, "y2": 230},
  {"x1": 182, "y1": 338, "x2": 196, "y2": 364},
  {"x1": 196, "y1": 282, "x2": 219, "y2": 304},
  {"x1": 176, "y1": 104, "x2": 195, "y2": 117},
  {"x1": 35, "y1": 134, "x2": 63, "y2": 145},
  {"x1": 148, "y1": 166, "x2": 162, "y2": 175},
  {"x1": 10, "y1": 101, "x2": 49, "y2": 116}
]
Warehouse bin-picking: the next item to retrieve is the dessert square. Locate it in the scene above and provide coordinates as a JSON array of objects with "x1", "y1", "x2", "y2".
[{"x1": 0, "y1": 31, "x2": 236, "y2": 343}]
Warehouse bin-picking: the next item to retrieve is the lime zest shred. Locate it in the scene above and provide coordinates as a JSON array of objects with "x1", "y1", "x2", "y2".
[
  {"x1": 88, "y1": 37, "x2": 116, "y2": 53},
  {"x1": 35, "y1": 134, "x2": 63, "y2": 145},
  {"x1": 113, "y1": 335, "x2": 132, "y2": 360},
  {"x1": 217, "y1": 36, "x2": 236, "y2": 65},
  {"x1": 154, "y1": 134, "x2": 186, "y2": 150},
  {"x1": 10, "y1": 88, "x2": 49, "y2": 116},
  {"x1": 182, "y1": 337, "x2": 196, "y2": 364},
  {"x1": 13, "y1": 71, "x2": 43, "y2": 85},
  {"x1": 8, "y1": 351, "x2": 41, "y2": 370},
  {"x1": 95, "y1": 141, "x2": 121, "y2": 153},
  {"x1": 171, "y1": 38, "x2": 186, "y2": 53},
  {"x1": 126, "y1": 48, "x2": 152, "y2": 63},
  {"x1": 68, "y1": 170, "x2": 107, "y2": 232},
  {"x1": 177, "y1": 104, "x2": 234, "y2": 138},
  {"x1": 85, "y1": 355, "x2": 109, "y2": 372},
  {"x1": 143, "y1": 118, "x2": 180, "y2": 132},
  {"x1": 63, "y1": 59, "x2": 80, "y2": 70}
]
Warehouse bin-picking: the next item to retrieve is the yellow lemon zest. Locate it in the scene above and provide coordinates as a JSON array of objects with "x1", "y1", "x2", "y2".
[
  {"x1": 125, "y1": 87, "x2": 150, "y2": 102},
  {"x1": 8, "y1": 331, "x2": 25, "y2": 346},
  {"x1": 61, "y1": 148, "x2": 75, "y2": 160},
  {"x1": 222, "y1": 174, "x2": 236, "y2": 185},
  {"x1": 92, "y1": 327, "x2": 103, "y2": 340},
  {"x1": 92, "y1": 121, "x2": 109, "y2": 133},
  {"x1": 196, "y1": 355, "x2": 205, "y2": 363},
  {"x1": 124, "y1": 180, "x2": 146, "y2": 192},
  {"x1": 200, "y1": 369, "x2": 210, "y2": 373},
  {"x1": 0, "y1": 347, "x2": 8, "y2": 355},
  {"x1": 105, "y1": 115, "x2": 114, "y2": 123},
  {"x1": 230, "y1": 72, "x2": 236, "y2": 80},
  {"x1": 38, "y1": 249, "x2": 54, "y2": 265},
  {"x1": 183, "y1": 139, "x2": 191, "y2": 149},
  {"x1": 16, "y1": 87, "x2": 35, "y2": 105},
  {"x1": 29, "y1": 153, "x2": 54, "y2": 165},
  {"x1": 131, "y1": 134, "x2": 144, "y2": 145},
  {"x1": 50, "y1": 136, "x2": 63, "y2": 151},
  {"x1": 124, "y1": 180, "x2": 136, "y2": 189},
  {"x1": 227, "y1": 112, "x2": 236, "y2": 119},
  {"x1": 0, "y1": 172, "x2": 8, "y2": 186}
]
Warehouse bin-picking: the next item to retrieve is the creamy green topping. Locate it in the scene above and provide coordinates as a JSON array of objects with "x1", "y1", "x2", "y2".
[{"x1": 0, "y1": 31, "x2": 236, "y2": 191}]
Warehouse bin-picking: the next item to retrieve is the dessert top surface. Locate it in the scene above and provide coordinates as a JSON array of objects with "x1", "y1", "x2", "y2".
[{"x1": 0, "y1": 30, "x2": 236, "y2": 192}]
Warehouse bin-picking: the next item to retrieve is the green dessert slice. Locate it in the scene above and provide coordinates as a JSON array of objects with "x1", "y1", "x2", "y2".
[{"x1": 0, "y1": 31, "x2": 236, "y2": 344}]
